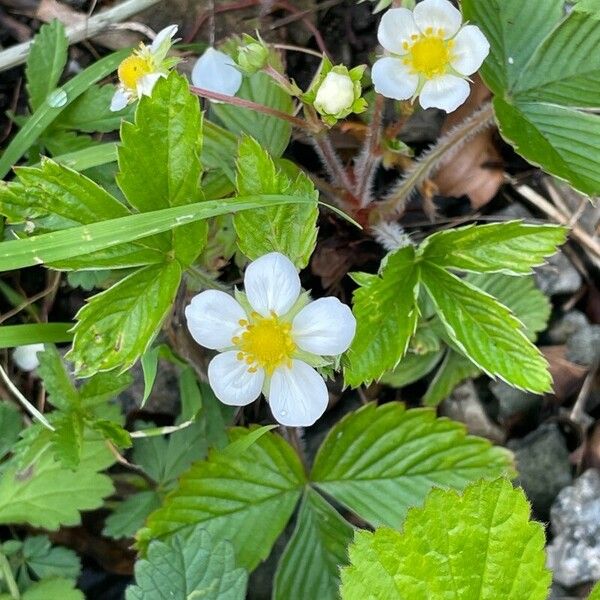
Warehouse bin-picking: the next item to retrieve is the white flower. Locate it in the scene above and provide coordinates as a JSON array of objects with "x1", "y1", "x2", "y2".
[
  {"x1": 191, "y1": 48, "x2": 243, "y2": 97},
  {"x1": 372, "y1": 0, "x2": 489, "y2": 112},
  {"x1": 185, "y1": 253, "x2": 356, "y2": 427},
  {"x1": 110, "y1": 25, "x2": 179, "y2": 111},
  {"x1": 314, "y1": 71, "x2": 356, "y2": 116},
  {"x1": 13, "y1": 343, "x2": 44, "y2": 371}
]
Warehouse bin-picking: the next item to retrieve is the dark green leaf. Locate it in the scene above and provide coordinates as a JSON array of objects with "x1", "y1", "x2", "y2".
[
  {"x1": 22, "y1": 535, "x2": 81, "y2": 581},
  {"x1": 380, "y1": 349, "x2": 444, "y2": 388},
  {"x1": 103, "y1": 491, "x2": 161, "y2": 540}
]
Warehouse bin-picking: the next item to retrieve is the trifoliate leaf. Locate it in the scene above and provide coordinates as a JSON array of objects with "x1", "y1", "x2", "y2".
[
  {"x1": 68, "y1": 261, "x2": 182, "y2": 376},
  {"x1": 273, "y1": 489, "x2": 353, "y2": 600},
  {"x1": 21, "y1": 535, "x2": 81, "y2": 581},
  {"x1": 420, "y1": 262, "x2": 552, "y2": 393},
  {"x1": 421, "y1": 221, "x2": 567, "y2": 275},
  {"x1": 234, "y1": 136, "x2": 318, "y2": 268},
  {"x1": 345, "y1": 246, "x2": 420, "y2": 387},
  {"x1": 311, "y1": 403, "x2": 514, "y2": 528},
  {"x1": 0, "y1": 434, "x2": 114, "y2": 530},
  {"x1": 340, "y1": 479, "x2": 551, "y2": 600},
  {"x1": 422, "y1": 350, "x2": 481, "y2": 406},
  {"x1": 138, "y1": 427, "x2": 306, "y2": 570},
  {"x1": 463, "y1": 0, "x2": 600, "y2": 195},
  {"x1": 117, "y1": 72, "x2": 206, "y2": 266},
  {"x1": 26, "y1": 20, "x2": 68, "y2": 111},
  {"x1": 21, "y1": 578, "x2": 83, "y2": 600},
  {"x1": 103, "y1": 491, "x2": 161, "y2": 540},
  {"x1": 127, "y1": 526, "x2": 247, "y2": 600}
]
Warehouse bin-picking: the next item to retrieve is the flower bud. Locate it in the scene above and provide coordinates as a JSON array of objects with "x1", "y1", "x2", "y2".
[
  {"x1": 13, "y1": 343, "x2": 44, "y2": 372},
  {"x1": 236, "y1": 34, "x2": 269, "y2": 75},
  {"x1": 314, "y1": 72, "x2": 355, "y2": 116}
]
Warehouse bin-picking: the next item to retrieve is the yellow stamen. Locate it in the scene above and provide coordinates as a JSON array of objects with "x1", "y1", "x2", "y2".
[
  {"x1": 117, "y1": 53, "x2": 154, "y2": 91},
  {"x1": 404, "y1": 29, "x2": 455, "y2": 79},
  {"x1": 234, "y1": 313, "x2": 296, "y2": 375}
]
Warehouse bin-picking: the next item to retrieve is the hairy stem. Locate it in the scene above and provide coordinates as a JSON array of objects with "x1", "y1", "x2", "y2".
[{"x1": 373, "y1": 101, "x2": 495, "y2": 222}]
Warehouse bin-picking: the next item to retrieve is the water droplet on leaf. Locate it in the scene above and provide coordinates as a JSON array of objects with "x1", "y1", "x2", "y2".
[{"x1": 47, "y1": 88, "x2": 68, "y2": 108}]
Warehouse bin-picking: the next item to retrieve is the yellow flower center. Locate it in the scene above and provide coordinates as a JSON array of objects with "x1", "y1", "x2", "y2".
[
  {"x1": 403, "y1": 28, "x2": 455, "y2": 79},
  {"x1": 117, "y1": 54, "x2": 154, "y2": 91},
  {"x1": 233, "y1": 313, "x2": 296, "y2": 374}
]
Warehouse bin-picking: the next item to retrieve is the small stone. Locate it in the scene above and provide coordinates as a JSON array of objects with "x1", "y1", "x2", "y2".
[
  {"x1": 548, "y1": 310, "x2": 589, "y2": 344},
  {"x1": 508, "y1": 424, "x2": 572, "y2": 520},
  {"x1": 490, "y1": 380, "x2": 542, "y2": 422},
  {"x1": 566, "y1": 325, "x2": 600, "y2": 366},
  {"x1": 535, "y1": 251, "x2": 582, "y2": 296},
  {"x1": 547, "y1": 469, "x2": 600, "y2": 588}
]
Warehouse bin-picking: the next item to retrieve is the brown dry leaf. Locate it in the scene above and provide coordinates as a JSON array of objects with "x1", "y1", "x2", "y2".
[
  {"x1": 433, "y1": 75, "x2": 504, "y2": 208},
  {"x1": 542, "y1": 345, "x2": 589, "y2": 402}
]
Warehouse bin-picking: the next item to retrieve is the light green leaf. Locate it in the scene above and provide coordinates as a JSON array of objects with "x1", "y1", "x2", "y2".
[
  {"x1": 463, "y1": 0, "x2": 600, "y2": 195},
  {"x1": 47, "y1": 142, "x2": 118, "y2": 172},
  {"x1": 420, "y1": 262, "x2": 551, "y2": 393},
  {"x1": 421, "y1": 221, "x2": 566, "y2": 275},
  {"x1": 103, "y1": 491, "x2": 161, "y2": 540},
  {"x1": 234, "y1": 136, "x2": 318, "y2": 267},
  {"x1": 126, "y1": 526, "x2": 247, "y2": 600},
  {"x1": 0, "y1": 323, "x2": 72, "y2": 348},
  {"x1": 422, "y1": 350, "x2": 481, "y2": 407},
  {"x1": 138, "y1": 427, "x2": 306, "y2": 571},
  {"x1": 118, "y1": 72, "x2": 206, "y2": 266},
  {"x1": 22, "y1": 578, "x2": 83, "y2": 600},
  {"x1": 68, "y1": 261, "x2": 182, "y2": 376},
  {"x1": 340, "y1": 479, "x2": 551, "y2": 600},
  {"x1": 212, "y1": 70, "x2": 293, "y2": 157},
  {"x1": 0, "y1": 49, "x2": 129, "y2": 179},
  {"x1": 36, "y1": 345, "x2": 78, "y2": 411},
  {"x1": 52, "y1": 411, "x2": 85, "y2": 469},
  {"x1": 22, "y1": 535, "x2": 81, "y2": 581},
  {"x1": 380, "y1": 349, "x2": 444, "y2": 388},
  {"x1": 589, "y1": 581, "x2": 600, "y2": 599},
  {"x1": 25, "y1": 20, "x2": 68, "y2": 111},
  {"x1": 0, "y1": 434, "x2": 114, "y2": 530},
  {"x1": 345, "y1": 247, "x2": 420, "y2": 387},
  {"x1": 311, "y1": 402, "x2": 514, "y2": 528},
  {"x1": 273, "y1": 489, "x2": 353, "y2": 600},
  {"x1": 55, "y1": 84, "x2": 132, "y2": 132}
]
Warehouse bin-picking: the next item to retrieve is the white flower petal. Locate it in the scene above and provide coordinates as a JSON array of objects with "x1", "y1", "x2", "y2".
[
  {"x1": 292, "y1": 297, "x2": 356, "y2": 356},
  {"x1": 420, "y1": 74, "x2": 470, "y2": 112},
  {"x1": 137, "y1": 72, "x2": 163, "y2": 97},
  {"x1": 208, "y1": 351, "x2": 265, "y2": 406},
  {"x1": 185, "y1": 290, "x2": 247, "y2": 350},
  {"x1": 244, "y1": 252, "x2": 301, "y2": 317},
  {"x1": 372, "y1": 57, "x2": 419, "y2": 101},
  {"x1": 191, "y1": 48, "x2": 243, "y2": 97},
  {"x1": 413, "y1": 0, "x2": 462, "y2": 38},
  {"x1": 110, "y1": 89, "x2": 129, "y2": 112},
  {"x1": 450, "y1": 25, "x2": 490, "y2": 76},
  {"x1": 150, "y1": 24, "x2": 178, "y2": 53},
  {"x1": 377, "y1": 8, "x2": 419, "y2": 54},
  {"x1": 13, "y1": 344, "x2": 44, "y2": 372},
  {"x1": 269, "y1": 360, "x2": 328, "y2": 427}
]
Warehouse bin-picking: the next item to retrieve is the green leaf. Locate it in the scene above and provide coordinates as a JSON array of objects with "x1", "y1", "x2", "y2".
[
  {"x1": 138, "y1": 427, "x2": 306, "y2": 571},
  {"x1": 47, "y1": 142, "x2": 118, "y2": 172},
  {"x1": 52, "y1": 411, "x2": 85, "y2": 469},
  {"x1": 140, "y1": 347, "x2": 160, "y2": 406},
  {"x1": 422, "y1": 350, "x2": 481, "y2": 407},
  {"x1": 234, "y1": 136, "x2": 318, "y2": 268},
  {"x1": 118, "y1": 72, "x2": 206, "y2": 266},
  {"x1": 36, "y1": 345, "x2": 78, "y2": 411},
  {"x1": 68, "y1": 261, "x2": 182, "y2": 376},
  {"x1": 0, "y1": 49, "x2": 129, "y2": 179},
  {"x1": 311, "y1": 403, "x2": 514, "y2": 527},
  {"x1": 0, "y1": 434, "x2": 114, "y2": 530},
  {"x1": 126, "y1": 526, "x2": 247, "y2": 600},
  {"x1": 420, "y1": 262, "x2": 552, "y2": 393},
  {"x1": 26, "y1": 20, "x2": 69, "y2": 111},
  {"x1": 0, "y1": 194, "x2": 317, "y2": 272},
  {"x1": 273, "y1": 489, "x2": 353, "y2": 600},
  {"x1": 0, "y1": 403, "x2": 22, "y2": 460},
  {"x1": 340, "y1": 479, "x2": 551, "y2": 600},
  {"x1": 103, "y1": 491, "x2": 161, "y2": 540},
  {"x1": 22, "y1": 535, "x2": 81, "y2": 581},
  {"x1": 55, "y1": 84, "x2": 132, "y2": 132},
  {"x1": 344, "y1": 247, "x2": 420, "y2": 387},
  {"x1": 589, "y1": 581, "x2": 600, "y2": 600},
  {"x1": 22, "y1": 578, "x2": 83, "y2": 600},
  {"x1": 0, "y1": 323, "x2": 72, "y2": 348},
  {"x1": 462, "y1": 0, "x2": 600, "y2": 195},
  {"x1": 212, "y1": 70, "x2": 293, "y2": 157},
  {"x1": 421, "y1": 221, "x2": 567, "y2": 275},
  {"x1": 466, "y1": 273, "x2": 550, "y2": 341},
  {"x1": 380, "y1": 349, "x2": 444, "y2": 388}
]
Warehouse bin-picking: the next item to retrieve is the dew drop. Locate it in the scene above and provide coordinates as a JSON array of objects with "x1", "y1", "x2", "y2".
[
  {"x1": 508, "y1": 57, "x2": 514, "y2": 65},
  {"x1": 47, "y1": 88, "x2": 68, "y2": 108}
]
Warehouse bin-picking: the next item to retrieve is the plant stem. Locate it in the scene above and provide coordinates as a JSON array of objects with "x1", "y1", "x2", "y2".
[
  {"x1": 0, "y1": 552, "x2": 19, "y2": 599},
  {"x1": 373, "y1": 101, "x2": 495, "y2": 221}
]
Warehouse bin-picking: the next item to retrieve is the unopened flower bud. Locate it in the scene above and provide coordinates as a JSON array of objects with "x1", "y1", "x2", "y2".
[
  {"x1": 314, "y1": 72, "x2": 355, "y2": 116},
  {"x1": 13, "y1": 343, "x2": 45, "y2": 371},
  {"x1": 237, "y1": 34, "x2": 269, "y2": 75}
]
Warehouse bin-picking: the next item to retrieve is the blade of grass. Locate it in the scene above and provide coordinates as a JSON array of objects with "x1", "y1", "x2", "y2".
[
  {"x1": 0, "y1": 323, "x2": 73, "y2": 348},
  {"x1": 38, "y1": 142, "x2": 118, "y2": 171}
]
